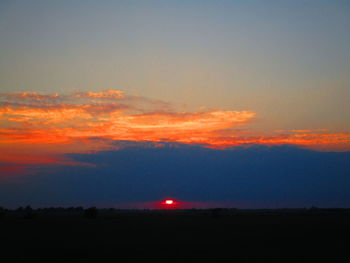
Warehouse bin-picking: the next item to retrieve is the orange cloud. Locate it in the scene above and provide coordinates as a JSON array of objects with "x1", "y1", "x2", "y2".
[
  {"x1": 0, "y1": 109, "x2": 256, "y2": 145},
  {"x1": 0, "y1": 90, "x2": 256, "y2": 146},
  {"x1": 202, "y1": 132, "x2": 350, "y2": 149},
  {"x1": 0, "y1": 91, "x2": 60, "y2": 102},
  {"x1": 0, "y1": 106, "x2": 91, "y2": 124},
  {"x1": 0, "y1": 90, "x2": 350, "y2": 172},
  {"x1": 73, "y1": 90, "x2": 125, "y2": 99}
]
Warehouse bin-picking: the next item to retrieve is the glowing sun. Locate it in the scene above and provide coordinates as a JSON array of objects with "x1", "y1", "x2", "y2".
[{"x1": 165, "y1": 199, "x2": 174, "y2": 205}]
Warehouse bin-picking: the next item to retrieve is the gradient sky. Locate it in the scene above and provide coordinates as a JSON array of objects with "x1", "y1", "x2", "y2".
[{"x1": 0, "y1": 0, "x2": 350, "y2": 208}]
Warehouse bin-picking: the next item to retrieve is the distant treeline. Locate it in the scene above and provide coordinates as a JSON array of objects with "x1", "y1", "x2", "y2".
[{"x1": 1, "y1": 206, "x2": 350, "y2": 219}]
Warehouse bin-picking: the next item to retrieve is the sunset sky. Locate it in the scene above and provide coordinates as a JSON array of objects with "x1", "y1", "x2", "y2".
[{"x1": 1, "y1": 1, "x2": 350, "y2": 208}]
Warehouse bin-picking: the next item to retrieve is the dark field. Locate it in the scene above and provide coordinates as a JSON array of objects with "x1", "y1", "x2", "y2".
[{"x1": 1, "y1": 208, "x2": 349, "y2": 262}]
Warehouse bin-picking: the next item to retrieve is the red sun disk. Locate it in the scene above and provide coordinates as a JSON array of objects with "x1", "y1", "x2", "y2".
[
  {"x1": 160, "y1": 199, "x2": 178, "y2": 208},
  {"x1": 165, "y1": 199, "x2": 173, "y2": 205}
]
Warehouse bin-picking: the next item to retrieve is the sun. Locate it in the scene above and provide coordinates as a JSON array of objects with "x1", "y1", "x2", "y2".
[
  {"x1": 160, "y1": 199, "x2": 179, "y2": 209},
  {"x1": 165, "y1": 199, "x2": 174, "y2": 205}
]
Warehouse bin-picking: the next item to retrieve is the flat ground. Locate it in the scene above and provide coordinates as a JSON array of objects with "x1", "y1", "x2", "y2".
[{"x1": 1, "y1": 209, "x2": 349, "y2": 262}]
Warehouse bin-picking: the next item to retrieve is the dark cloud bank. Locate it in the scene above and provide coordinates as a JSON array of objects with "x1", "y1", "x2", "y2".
[{"x1": 1, "y1": 143, "x2": 350, "y2": 208}]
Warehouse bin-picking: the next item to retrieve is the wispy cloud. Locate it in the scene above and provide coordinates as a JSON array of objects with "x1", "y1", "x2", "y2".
[
  {"x1": 73, "y1": 90, "x2": 125, "y2": 99},
  {"x1": 0, "y1": 91, "x2": 61, "y2": 103},
  {"x1": 0, "y1": 90, "x2": 349, "y2": 175},
  {"x1": 0, "y1": 90, "x2": 256, "y2": 146}
]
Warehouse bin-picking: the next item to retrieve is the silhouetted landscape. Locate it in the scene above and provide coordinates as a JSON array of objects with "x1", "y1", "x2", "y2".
[{"x1": 1, "y1": 207, "x2": 349, "y2": 262}]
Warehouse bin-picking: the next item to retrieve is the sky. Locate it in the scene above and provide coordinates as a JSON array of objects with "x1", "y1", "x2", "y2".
[{"x1": 0, "y1": 0, "x2": 350, "y2": 208}]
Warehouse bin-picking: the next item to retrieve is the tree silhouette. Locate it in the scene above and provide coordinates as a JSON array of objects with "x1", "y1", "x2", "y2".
[
  {"x1": 84, "y1": 207, "x2": 98, "y2": 219},
  {"x1": 0, "y1": 207, "x2": 5, "y2": 219},
  {"x1": 23, "y1": 205, "x2": 36, "y2": 219}
]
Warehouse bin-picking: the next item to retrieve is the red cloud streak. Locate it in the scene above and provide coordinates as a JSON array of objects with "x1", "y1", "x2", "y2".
[{"x1": 1, "y1": 90, "x2": 349, "y2": 171}]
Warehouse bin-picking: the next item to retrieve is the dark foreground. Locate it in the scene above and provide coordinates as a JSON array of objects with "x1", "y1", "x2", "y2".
[{"x1": 1, "y1": 208, "x2": 350, "y2": 262}]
